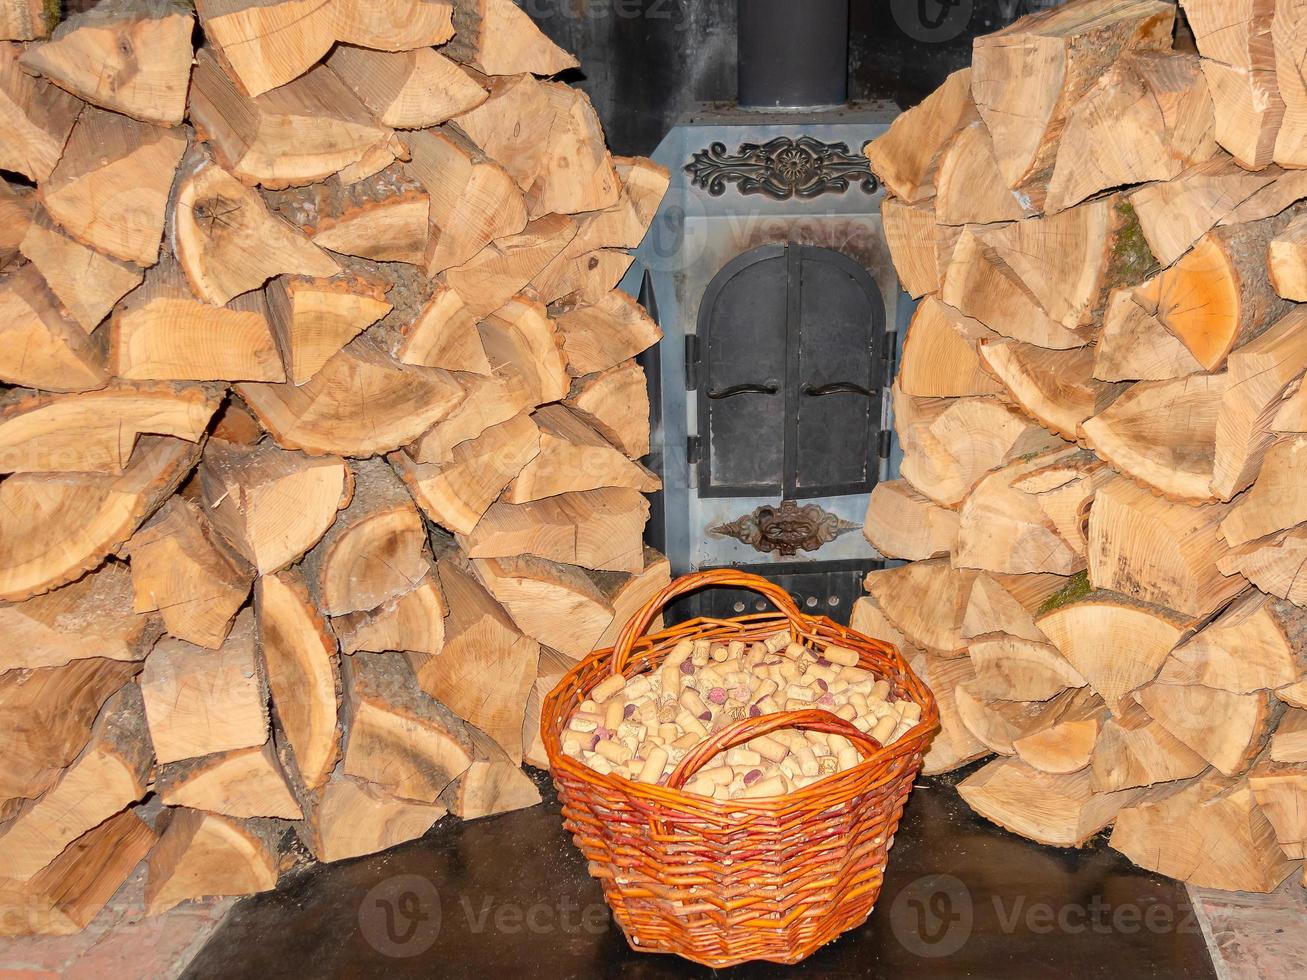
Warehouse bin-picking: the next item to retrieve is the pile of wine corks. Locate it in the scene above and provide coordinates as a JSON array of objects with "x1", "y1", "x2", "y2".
[{"x1": 562, "y1": 632, "x2": 922, "y2": 798}]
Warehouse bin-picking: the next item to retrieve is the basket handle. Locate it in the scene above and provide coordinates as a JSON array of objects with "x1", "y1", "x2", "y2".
[
  {"x1": 665, "y1": 709, "x2": 883, "y2": 793},
  {"x1": 610, "y1": 569, "x2": 807, "y2": 675}
]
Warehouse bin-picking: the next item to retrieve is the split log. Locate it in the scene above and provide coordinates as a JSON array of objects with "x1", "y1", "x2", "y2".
[
  {"x1": 236, "y1": 337, "x2": 465, "y2": 457},
  {"x1": 0, "y1": 0, "x2": 53, "y2": 40},
  {"x1": 390, "y1": 413, "x2": 540, "y2": 536},
  {"x1": 0, "y1": 685, "x2": 153, "y2": 881},
  {"x1": 959, "y1": 757, "x2": 1144, "y2": 848},
  {"x1": 461, "y1": 488, "x2": 649, "y2": 575},
  {"x1": 332, "y1": 564, "x2": 445, "y2": 658},
  {"x1": 961, "y1": 571, "x2": 1068, "y2": 643},
  {"x1": 445, "y1": 0, "x2": 577, "y2": 77},
  {"x1": 894, "y1": 388, "x2": 1065, "y2": 508},
  {"x1": 1090, "y1": 701, "x2": 1208, "y2": 793},
  {"x1": 405, "y1": 370, "x2": 536, "y2": 465},
  {"x1": 935, "y1": 120, "x2": 1032, "y2": 225},
  {"x1": 1213, "y1": 307, "x2": 1307, "y2": 499},
  {"x1": 1135, "y1": 681, "x2": 1284, "y2": 776},
  {"x1": 1269, "y1": 213, "x2": 1307, "y2": 300},
  {"x1": 1080, "y1": 373, "x2": 1229, "y2": 502},
  {"x1": 146, "y1": 809, "x2": 281, "y2": 915},
  {"x1": 563, "y1": 361, "x2": 651, "y2": 459},
  {"x1": 446, "y1": 213, "x2": 577, "y2": 317},
  {"x1": 1221, "y1": 436, "x2": 1307, "y2": 547},
  {"x1": 955, "y1": 686, "x2": 1094, "y2": 757},
  {"x1": 980, "y1": 341, "x2": 1125, "y2": 441},
  {"x1": 141, "y1": 609, "x2": 269, "y2": 764},
  {"x1": 0, "y1": 178, "x2": 31, "y2": 271},
  {"x1": 385, "y1": 285, "x2": 489, "y2": 375},
  {"x1": 472, "y1": 555, "x2": 617, "y2": 660},
  {"x1": 1273, "y1": 0, "x2": 1307, "y2": 167},
  {"x1": 174, "y1": 154, "x2": 340, "y2": 306},
  {"x1": 272, "y1": 165, "x2": 430, "y2": 266},
  {"x1": 1248, "y1": 759, "x2": 1307, "y2": 859},
  {"x1": 908, "y1": 651, "x2": 992, "y2": 776},
  {"x1": 200, "y1": 439, "x2": 353, "y2": 575},
  {"x1": 0, "y1": 265, "x2": 108, "y2": 393},
  {"x1": 294, "y1": 768, "x2": 445, "y2": 864},
  {"x1": 477, "y1": 297, "x2": 570, "y2": 405},
  {"x1": 968, "y1": 635, "x2": 1088, "y2": 702},
  {"x1": 111, "y1": 262, "x2": 285, "y2": 382},
  {"x1": 1011, "y1": 696, "x2": 1107, "y2": 776},
  {"x1": 1200, "y1": 60, "x2": 1284, "y2": 172},
  {"x1": 20, "y1": 0, "x2": 194, "y2": 126},
  {"x1": 899, "y1": 297, "x2": 1001, "y2": 398},
  {"x1": 1271, "y1": 708, "x2": 1307, "y2": 764},
  {"x1": 157, "y1": 742, "x2": 302, "y2": 820},
  {"x1": 553, "y1": 289, "x2": 663, "y2": 378},
  {"x1": 591, "y1": 547, "x2": 671, "y2": 651},
  {"x1": 0, "y1": 436, "x2": 200, "y2": 602},
  {"x1": 301, "y1": 458, "x2": 427, "y2": 617},
  {"x1": 0, "y1": 382, "x2": 219, "y2": 475},
  {"x1": 1087, "y1": 478, "x2": 1242, "y2": 618},
  {"x1": 864, "y1": 560, "x2": 976, "y2": 655},
  {"x1": 881, "y1": 197, "x2": 943, "y2": 298},
  {"x1": 0, "y1": 42, "x2": 82, "y2": 182},
  {"x1": 863, "y1": 479, "x2": 959, "y2": 562},
  {"x1": 440, "y1": 725, "x2": 541, "y2": 820},
  {"x1": 1128, "y1": 155, "x2": 1275, "y2": 267},
  {"x1": 957, "y1": 448, "x2": 1109, "y2": 576},
  {"x1": 0, "y1": 563, "x2": 157, "y2": 673},
  {"x1": 128, "y1": 498, "x2": 254, "y2": 649},
  {"x1": 1278, "y1": 382, "x2": 1307, "y2": 432},
  {"x1": 39, "y1": 105, "x2": 186, "y2": 266},
  {"x1": 0, "y1": 659, "x2": 141, "y2": 804},
  {"x1": 266, "y1": 274, "x2": 392, "y2": 385},
  {"x1": 189, "y1": 50, "x2": 402, "y2": 190},
  {"x1": 529, "y1": 246, "x2": 632, "y2": 308},
  {"x1": 864, "y1": 67, "x2": 977, "y2": 203},
  {"x1": 505, "y1": 404, "x2": 658, "y2": 504},
  {"x1": 327, "y1": 44, "x2": 486, "y2": 130},
  {"x1": 1045, "y1": 51, "x2": 1215, "y2": 213},
  {"x1": 1036, "y1": 585, "x2": 1192, "y2": 710},
  {"x1": 1130, "y1": 208, "x2": 1298, "y2": 371},
  {"x1": 195, "y1": 0, "x2": 455, "y2": 98},
  {"x1": 1093, "y1": 289, "x2": 1205, "y2": 383},
  {"x1": 0, "y1": 811, "x2": 156, "y2": 938},
  {"x1": 1111, "y1": 771, "x2": 1298, "y2": 892},
  {"x1": 1219, "y1": 526, "x2": 1307, "y2": 605},
  {"x1": 404, "y1": 126, "x2": 527, "y2": 275},
  {"x1": 255, "y1": 570, "x2": 341, "y2": 792},
  {"x1": 970, "y1": 0, "x2": 1175, "y2": 204},
  {"x1": 408, "y1": 560, "x2": 538, "y2": 763},
  {"x1": 340, "y1": 650, "x2": 473, "y2": 803},
  {"x1": 20, "y1": 209, "x2": 144, "y2": 331},
  {"x1": 522, "y1": 647, "x2": 576, "y2": 769}
]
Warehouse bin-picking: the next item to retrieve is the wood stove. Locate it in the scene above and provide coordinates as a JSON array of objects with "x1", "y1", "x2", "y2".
[{"x1": 624, "y1": 0, "x2": 908, "y2": 623}]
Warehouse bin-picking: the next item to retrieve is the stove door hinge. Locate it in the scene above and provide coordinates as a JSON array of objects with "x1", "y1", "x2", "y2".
[
  {"x1": 685, "y1": 335, "x2": 701, "y2": 391},
  {"x1": 882, "y1": 333, "x2": 900, "y2": 387},
  {"x1": 687, "y1": 434, "x2": 703, "y2": 466},
  {"x1": 877, "y1": 428, "x2": 893, "y2": 461}
]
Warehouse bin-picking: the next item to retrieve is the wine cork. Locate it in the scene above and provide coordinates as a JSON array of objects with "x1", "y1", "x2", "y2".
[
  {"x1": 728, "y1": 640, "x2": 746, "y2": 658},
  {"x1": 871, "y1": 679, "x2": 891, "y2": 701},
  {"x1": 604, "y1": 699, "x2": 627, "y2": 731},
  {"x1": 837, "y1": 745, "x2": 861, "y2": 769},
  {"x1": 784, "y1": 642, "x2": 807, "y2": 660},
  {"x1": 871, "y1": 714, "x2": 897, "y2": 744},
  {"x1": 678, "y1": 708, "x2": 707, "y2": 737},
  {"x1": 680, "y1": 688, "x2": 710, "y2": 717},
  {"x1": 835, "y1": 703, "x2": 857, "y2": 722},
  {"x1": 666, "y1": 639, "x2": 694, "y2": 664},
  {"x1": 741, "y1": 774, "x2": 789, "y2": 799},
  {"x1": 672, "y1": 732, "x2": 702, "y2": 750},
  {"x1": 725, "y1": 747, "x2": 762, "y2": 767},
  {"x1": 901, "y1": 701, "x2": 922, "y2": 724},
  {"x1": 765, "y1": 631, "x2": 790, "y2": 653},
  {"x1": 584, "y1": 753, "x2": 614, "y2": 775},
  {"x1": 568, "y1": 713, "x2": 600, "y2": 734},
  {"x1": 595, "y1": 739, "x2": 632, "y2": 765},
  {"x1": 637, "y1": 746, "x2": 669, "y2": 784},
  {"x1": 778, "y1": 661, "x2": 802, "y2": 682},
  {"x1": 658, "y1": 723, "x2": 681, "y2": 743},
  {"x1": 824, "y1": 645, "x2": 860, "y2": 667},
  {"x1": 591, "y1": 674, "x2": 627, "y2": 703},
  {"x1": 711, "y1": 644, "x2": 729, "y2": 662},
  {"x1": 786, "y1": 684, "x2": 816, "y2": 702},
  {"x1": 750, "y1": 735, "x2": 790, "y2": 764},
  {"x1": 625, "y1": 674, "x2": 653, "y2": 699},
  {"x1": 794, "y1": 747, "x2": 819, "y2": 777}
]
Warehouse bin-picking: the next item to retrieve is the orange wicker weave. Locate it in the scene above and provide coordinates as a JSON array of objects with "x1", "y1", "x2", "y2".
[{"x1": 541, "y1": 569, "x2": 939, "y2": 967}]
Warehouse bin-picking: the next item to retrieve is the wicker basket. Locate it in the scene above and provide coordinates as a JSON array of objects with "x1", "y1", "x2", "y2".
[{"x1": 541, "y1": 569, "x2": 939, "y2": 967}]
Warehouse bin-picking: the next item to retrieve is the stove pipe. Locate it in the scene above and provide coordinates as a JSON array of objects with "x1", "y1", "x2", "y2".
[{"x1": 737, "y1": 0, "x2": 850, "y2": 110}]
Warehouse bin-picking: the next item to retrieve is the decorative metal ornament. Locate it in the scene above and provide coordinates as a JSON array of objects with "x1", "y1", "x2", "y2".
[
  {"x1": 708, "y1": 500, "x2": 861, "y2": 557},
  {"x1": 685, "y1": 136, "x2": 879, "y2": 200}
]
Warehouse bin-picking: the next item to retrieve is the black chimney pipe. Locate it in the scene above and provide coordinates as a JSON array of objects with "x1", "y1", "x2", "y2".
[{"x1": 737, "y1": 0, "x2": 850, "y2": 109}]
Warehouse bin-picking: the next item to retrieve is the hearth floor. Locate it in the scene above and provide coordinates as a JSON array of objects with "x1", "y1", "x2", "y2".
[{"x1": 3, "y1": 765, "x2": 1301, "y2": 979}]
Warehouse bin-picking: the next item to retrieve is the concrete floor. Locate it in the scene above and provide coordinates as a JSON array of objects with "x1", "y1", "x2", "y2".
[{"x1": 3, "y1": 765, "x2": 1300, "y2": 979}]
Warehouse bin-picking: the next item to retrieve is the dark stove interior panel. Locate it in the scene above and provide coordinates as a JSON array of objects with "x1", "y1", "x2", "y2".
[{"x1": 667, "y1": 559, "x2": 884, "y2": 627}]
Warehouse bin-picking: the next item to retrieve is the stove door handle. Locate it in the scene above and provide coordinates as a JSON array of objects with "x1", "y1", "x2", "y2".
[
  {"x1": 706, "y1": 382, "x2": 780, "y2": 399},
  {"x1": 803, "y1": 381, "x2": 877, "y2": 399}
]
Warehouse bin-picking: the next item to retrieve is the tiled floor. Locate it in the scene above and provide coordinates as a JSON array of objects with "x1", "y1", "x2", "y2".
[{"x1": 1, "y1": 767, "x2": 1301, "y2": 979}]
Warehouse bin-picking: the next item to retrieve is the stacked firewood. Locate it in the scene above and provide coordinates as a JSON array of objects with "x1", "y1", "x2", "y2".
[
  {"x1": 861, "y1": 0, "x2": 1307, "y2": 893},
  {"x1": 0, "y1": 0, "x2": 669, "y2": 935}
]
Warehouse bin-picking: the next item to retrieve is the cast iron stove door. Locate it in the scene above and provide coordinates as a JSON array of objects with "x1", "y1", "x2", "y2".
[{"x1": 696, "y1": 243, "x2": 885, "y2": 500}]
